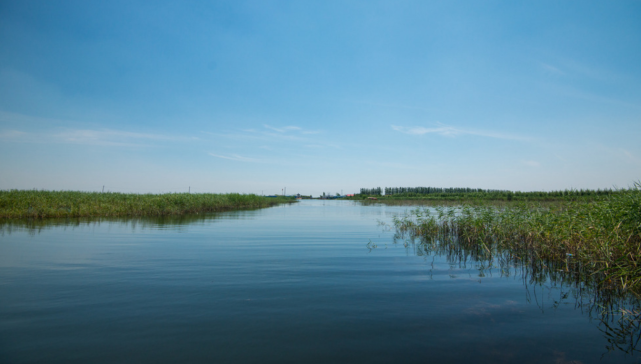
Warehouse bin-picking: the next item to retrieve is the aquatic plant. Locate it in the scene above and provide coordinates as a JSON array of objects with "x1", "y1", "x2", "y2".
[
  {"x1": 0, "y1": 190, "x2": 294, "y2": 219},
  {"x1": 393, "y1": 183, "x2": 641, "y2": 293},
  {"x1": 389, "y1": 186, "x2": 641, "y2": 355}
]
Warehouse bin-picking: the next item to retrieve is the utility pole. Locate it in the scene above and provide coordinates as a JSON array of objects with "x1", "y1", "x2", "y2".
[
  {"x1": 102, "y1": 185, "x2": 105, "y2": 193},
  {"x1": 189, "y1": 186, "x2": 190, "y2": 194}
]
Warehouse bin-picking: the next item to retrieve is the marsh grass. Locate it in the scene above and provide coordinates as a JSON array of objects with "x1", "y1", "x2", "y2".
[
  {"x1": 390, "y1": 186, "x2": 641, "y2": 354},
  {"x1": 388, "y1": 226, "x2": 641, "y2": 355},
  {"x1": 0, "y1": 190, "x2": 294, "y2": 219},
  {"x1": 393, "y1": 184, "x2": 641, "y2": 293}
]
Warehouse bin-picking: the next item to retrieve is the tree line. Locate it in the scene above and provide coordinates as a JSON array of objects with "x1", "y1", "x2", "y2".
[
  {"x1": 358, "y1": 186, "x2": 618, "y2": 199},
  {"x1": 384, "y1": 187, "x2": 511, "y2": 195}
]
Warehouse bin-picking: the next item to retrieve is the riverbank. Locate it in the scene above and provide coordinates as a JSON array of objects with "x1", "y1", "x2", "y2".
[
  {"x1": 393, "y1": 184, "x2": 641, "y2": 293},
  {"x1": 0, "y1": 190, "x2": 295, "y2": 218}
]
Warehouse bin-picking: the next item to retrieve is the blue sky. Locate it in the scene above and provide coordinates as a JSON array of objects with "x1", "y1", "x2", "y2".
[{"x1": 1, "y1": 0, "x2": 640, "y2": 195}]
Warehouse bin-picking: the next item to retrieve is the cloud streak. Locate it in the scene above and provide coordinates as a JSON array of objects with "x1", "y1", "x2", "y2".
[
  {"x1": 0, "y1": 130, "x2": 27, "y2": 139},
  {"x1": 52, "y1": 129, "x2": 186, "y2": 146},
  {"x1": 208, "y1": 153, "x2": 259, "y2": 162},
  {"x1": 391, "y1": 125, "x2": 525, "y2": 140},
  {"x1": 522, "y1": 160, "x2": 541, "y2": 167},
  {"x1": 201, "y1": 124, "x2": 336, "y2": 149},
  {"x1": 263, "y1": 124, "x2": 320, "y2": 135},
  {"x1": 540, "y1": 63, "x2": 565, "y2": 75},
  {"x1": 0, "y1": 127, "x2": 194, "y2": 147}
]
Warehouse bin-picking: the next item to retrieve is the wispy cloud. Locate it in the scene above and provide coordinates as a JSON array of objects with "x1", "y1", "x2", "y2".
[
  {"x1": 0, "y1": 111, "x2": 196, "y2": 146},
  {"x1": 202, "y1": 124, "x2": 332, "y2": 148},
  {"x1": 0, "y1": 126, "x2": 195, "y2": 146},
  {"x1": 210, "y1": 129, "x2": 305, "y2": 142},
  {"x1": 589, "y1": 143, "x2": 641, "y2": 167},
  {"x1": 522, "y1": 160, "x2": 541, "y2": 167},
  {"x1": 264, "y1": 124, "x2": 320, "y2": 135},
  {"x1": 618, "y1": 149, "x2": 641, "y2": 166},
  {"x1": 52, "y1": 129, "x2": 187, "y2": 146},
  {"x1": 264, "y1": 125, "x2": 301, "y2": 133},
  {"x1": 208, "y1": 153, "x2": 259, "y2": 162},
  {"x1": 540, "y1": 63, "x2": 565, "y2": 75},
  {"x1": 391, "y1": 124, "x2": 525, "y2": 140},
  {"x1": 348, "y1": 100, "x2": 435, "y2": 112},
  {"x1": 0, "y1": 130, "x2": 27, "y2": 139}
]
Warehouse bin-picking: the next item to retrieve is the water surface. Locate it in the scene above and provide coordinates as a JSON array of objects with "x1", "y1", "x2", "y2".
[{"x1": 1, "y1": 200, "x2": 639, "y2": 363}]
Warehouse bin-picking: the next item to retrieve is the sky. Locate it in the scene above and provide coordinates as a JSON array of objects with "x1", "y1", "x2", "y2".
[{"x1": 1, "y1": 0, "x2": 640, "y2": 196}]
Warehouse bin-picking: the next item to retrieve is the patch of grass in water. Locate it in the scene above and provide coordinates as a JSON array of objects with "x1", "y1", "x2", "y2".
[
  {"x1": 393, "y1": 183, "x2": 641, "y2": 293},
  {"x1": 390, "y1": 186, "x2": 641, "y2": 355}
]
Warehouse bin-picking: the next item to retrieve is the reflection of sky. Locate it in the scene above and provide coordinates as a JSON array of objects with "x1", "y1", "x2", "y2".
[{"x1": 1, "y1": 2, "x2": 641, "y2": 195}]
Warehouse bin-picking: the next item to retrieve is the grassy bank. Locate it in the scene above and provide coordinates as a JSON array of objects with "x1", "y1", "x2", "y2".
[
  {"x1": 0, "y1": 190, "x2": 295, "y2": 218},
  {"x1": 393, "y1": 184, "x2": 641, "y2": 293}
]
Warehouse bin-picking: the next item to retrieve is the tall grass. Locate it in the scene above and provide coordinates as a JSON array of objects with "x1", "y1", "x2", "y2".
[
  {"x1": 0, "y1": 190, "x2": 294, "y2": 218},
  {"x1": 393, "y1": 184, "x2": 641, "y2": 293}
]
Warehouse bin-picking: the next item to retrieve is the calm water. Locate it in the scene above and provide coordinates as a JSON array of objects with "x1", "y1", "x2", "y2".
[{"x1": 1, "y1": 200, "x2": 639, "y2": 363}]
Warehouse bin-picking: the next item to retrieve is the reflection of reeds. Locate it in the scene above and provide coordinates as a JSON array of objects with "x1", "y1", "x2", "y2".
[
  {"x1": 0, "y1": 209, "x2": 267, "y2": 236},
  {"x1": 600, "y1": 307, "x2": 641, "y2": 355},
  {"x1": 0, "y1": 190, "x2": 294, "y2": 219},
  {"x1": 391, "y1": 185, "x2": 641, "y2": 355},
  {"x1": 393, "y1": 183, "x2": 641, "y2": 292}
]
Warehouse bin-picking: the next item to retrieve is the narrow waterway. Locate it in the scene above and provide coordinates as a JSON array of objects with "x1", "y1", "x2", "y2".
[{"x1": 1, "y1": 200, "x2": 638, "y2": 363}]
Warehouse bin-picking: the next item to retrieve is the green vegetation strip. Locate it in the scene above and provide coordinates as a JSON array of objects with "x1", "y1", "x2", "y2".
[
  {"x1": 355, "y1": 186, "x2": 621, "y2": 201},
  {"x1": 0, "y1": 190, "x2": 294, "y2": 218},
  {"x1": 393, "y1": 184, "x2": 641, "y2": 293}
]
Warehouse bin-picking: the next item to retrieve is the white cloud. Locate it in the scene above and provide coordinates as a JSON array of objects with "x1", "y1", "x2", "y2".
[
  {"x1": 391, "y1": 124, "x2": 524, "y2": 140},
  {"x1": 522, "y1": 160, "x2": 541, "y2": 167},
  {"x1": 202, "y1": 125, "x2": 331, "y2": 148},
  {"x1": 208, "y1": 153, "x2": 258, "y2": 162},
  {"x1": 264, "y1": 125, "x2": 302, "y2": 133},
  {"x1": 619, "y1": 149, "x2": 641, "y2": 165},
  {"x1": 0, "y1": 127, "x2": 192, "y2": 147},
  {"x1": 264, "y1": 124, "x2": 320, "y2": 134},
  {"x1": 0, "y1": 130, "x2": 27, "y2": 139},
  {"x1": 53, "y1": 129, "x2": 178, "y2": 144},
  {"x1": 540, "y1": 63, "x2": 565, "y2": 75}
]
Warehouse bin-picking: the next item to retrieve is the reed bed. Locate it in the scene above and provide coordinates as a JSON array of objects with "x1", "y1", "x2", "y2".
[
  {"x1": 0, "y1": 190, "x2": 294, "y2": 218},
  {"x1": 393, "y1": 184, "x2": 641, "y2": 293}
]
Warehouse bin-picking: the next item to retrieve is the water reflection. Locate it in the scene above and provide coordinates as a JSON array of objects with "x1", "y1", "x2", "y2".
[
  {"x1": 0, "y1": 209, "x2": 262, "y2": 236},
  {"x1": 389, "y1": 226, "x2": 641, "y2": 357}
]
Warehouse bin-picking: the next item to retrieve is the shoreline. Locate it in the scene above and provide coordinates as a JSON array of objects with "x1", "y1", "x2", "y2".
[{"x1": 0, "y1": 190, "x2": 296, "y2": 219}]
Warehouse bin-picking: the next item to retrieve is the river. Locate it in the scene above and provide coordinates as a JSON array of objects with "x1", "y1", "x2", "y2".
[{"x1": 1, "y1": 200, "x2": 639, "y2": 363}]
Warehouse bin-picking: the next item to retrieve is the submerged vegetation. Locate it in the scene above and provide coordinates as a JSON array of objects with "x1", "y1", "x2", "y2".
[
  {"x1": 0, "y1": 190, "x2": 294, "y2": 219},
  {"x1": 393, "y1": 184, "x2": 641, "y2": 293}
]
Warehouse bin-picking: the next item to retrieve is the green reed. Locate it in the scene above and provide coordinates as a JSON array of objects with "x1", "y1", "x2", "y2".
[
  {"x1": 0, "y1": 190, "x2": 294, "y2": 218},
  {"x1": 393, "y1": 183, "x2": 641, "y2": 293}
]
